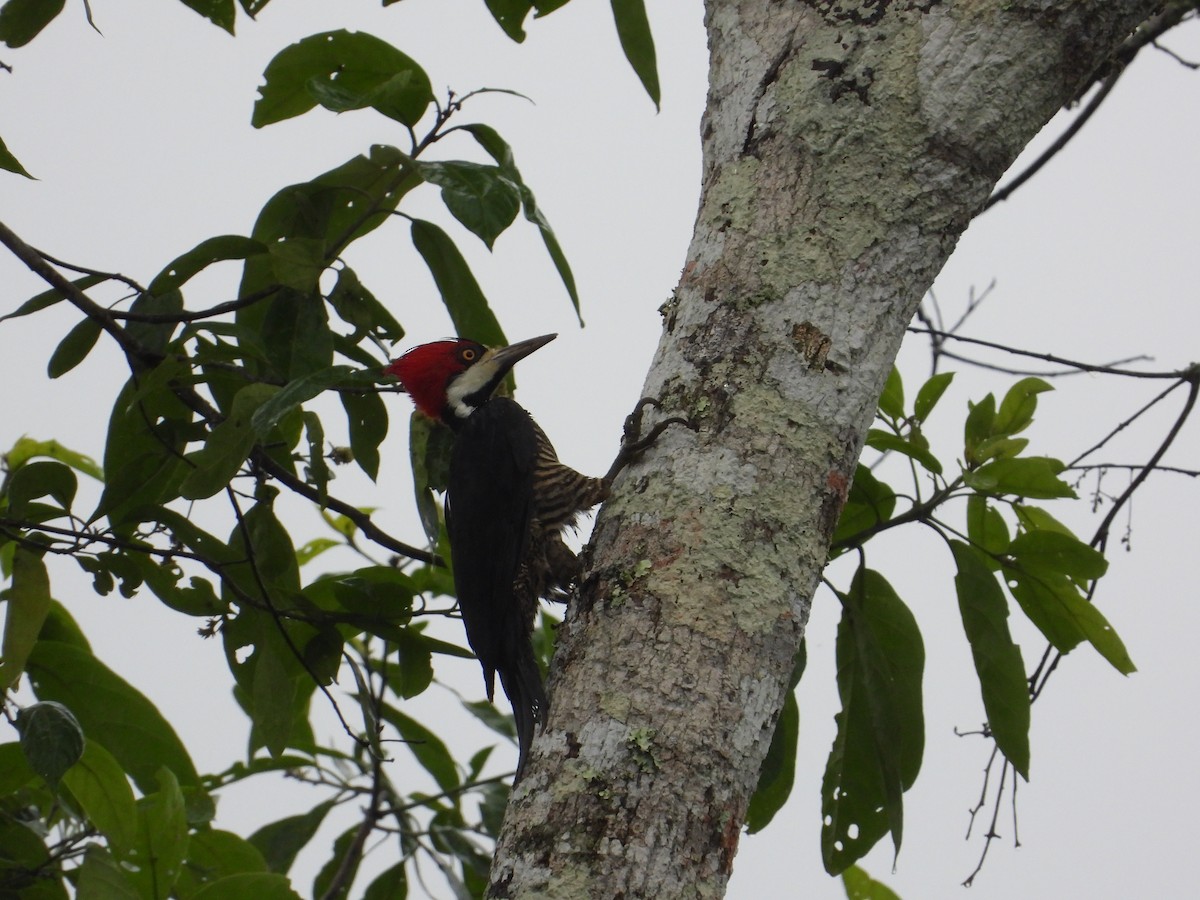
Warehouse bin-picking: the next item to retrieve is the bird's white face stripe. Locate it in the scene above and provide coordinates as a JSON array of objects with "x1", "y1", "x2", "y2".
[{"x1": 446, "y1": 351, "x2": 502, "y2": 417}]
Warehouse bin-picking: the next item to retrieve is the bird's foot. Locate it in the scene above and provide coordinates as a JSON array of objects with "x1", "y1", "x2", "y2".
[{"x1": 604, "y1": 397, "x2": 695, "y2": 484}]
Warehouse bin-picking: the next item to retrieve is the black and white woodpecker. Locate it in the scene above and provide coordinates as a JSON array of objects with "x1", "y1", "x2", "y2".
[{"x1": 386, "y1": 333, "x2": 619, "y2": 780}]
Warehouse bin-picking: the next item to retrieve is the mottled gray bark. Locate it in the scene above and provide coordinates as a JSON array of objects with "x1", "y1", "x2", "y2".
[{"x1": 490, "y1": 2, "x2": 1158, "y2": 897}]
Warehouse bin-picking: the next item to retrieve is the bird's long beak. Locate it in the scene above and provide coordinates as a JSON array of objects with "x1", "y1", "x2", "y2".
[{"x1": 488, "y1": 333, "x2": 557, "y2": 374}]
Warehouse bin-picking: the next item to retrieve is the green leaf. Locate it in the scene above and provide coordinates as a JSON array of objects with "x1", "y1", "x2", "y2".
[
  {"x1": 260, "y1": 289, "x2": 334, "y2": 380},
  {"x1": 327, "y1": 266, "x2": 404, "y2": 341},
  {"x1": 123, "y1": 768, "x2": 188, "y2": 900},
  {"x1": 46, "y1": 317, "x2": 102, "y2": 378},
  {"x1": 380, "y1": 705, "x2": 460, "y2": 792},
  {"x1": 1, "y1": 436, "x2": 101, "y2": 480},
  {"x1": 963, "y1": 394, "x2": 995, "y2": 467},
  {"x1": 24, "y1": 641, "x2": 202, "y2": 794},
  {"x1": 93, "y1": 363, "x2": 194, "y2": 529},
  {"x1": 385, "y1": 629, "x2": 434, "y2": 700},
  {"x1": 149, "y1": 235, "x2": 268, "y2": 294},
  {"x1": 418, "y1": 160, "x2": 522, "y2": 250},
  {"x1": 964, "y1": 456, "x2": 1076, "y2": 500},
  {"x1": 409, "y1": 412, "x2": 453, "y2": 544},
  {"x1": 461, "y1": 123, "x2": 581, "y2": 320},
  {"x1": 994, "y1": 377, "x2": 1052, "y2": 437},
  {"x1": 610, "y1": 0, "x2": 660, "y2": 108},
  {"x1": 124, "y1": 289, "x2": 184, "y2": 358},
  {"x1": 253, "y1": 30, "x2": 433, "y2": 127},
  {"x1": 746, "y1": 641, "x2": 805, "y2": 833},
  {"x1": 176, "y1": 830, "x2": 270, "y2": 899},
  {"x1": 878, "y1": 367, "x2": 904, "y2": 421},
  {"x1": 75, "y1": 846, "x2": 143, "y2": 899},
  {"x1": 0, "y1": 741, "x2": 37, "y2": 794},
  {"x1": 6, "y1": 459, "x2": 77, "y2": 517},
  {"x1": 249, "y1": 800, "x2": 337, "y2": 874},
  {"x1": 191, "y1": 873, "x2": 303, "y2": 900},
  {"x1": 178, "y1": 0, "x2": 237, "y2": 34},
  {"x1": 251, "y1": 365, "x2": 354, "y2": 437},
  {"x1": 1, "y1": 274, "x2": 104, "y2": 323},
  {"x1": 1005, "y1": 567, "x2": 1135, "y2": 673},
  {"x1": 831, "y1": 465, "x2": 896, "y2": 549},
  {"x1": 842, "y1": 864, "x2": 903, "y2": 900},
  {"x1": 949, "y1": 542, "x2": 1030, "y2": 778},
  {"x1": 0, "y1": 810, "x2": 54, "y2": 885},
  {"x1": 965, "y1": 494, "x2": 1009, "y2": 563},
  {"x1": 15, "y1": 700, "x2": 84, "y2": 788},
  {"x1": 181, "y1": 383, "x2": 280, "y2": 500},
  {"x1": 62, "y1": 740, "x2": 138, "y2": 851},
  {"x1": 410, "y1": 218, "x2": 506, "y2": 346},
  {"x1": 0, "y1": 0, "x2": 65, "y2": 48},
  {"x1": 0, "y1": 548, "x2": 51, "y2": 691},
  {"x1": 864, "y1": 429, "x2": 942, "y2": 474},
  {"x1": 822, "y1": 569, "x2": 924, "y2": 875},
  {"x1": 363, "y1": 863, "x2": 408, "y2": 900},
  {"x1": 0, "y1": 131, "x2": 33, "y2": 177},
  {"x1": 913, "y1": 371, "x2": 954, "y2": 422},
  {"x1": 251, "y1": 631, "x2": 300, "y2": 758},
  {"x1": 485, "y1": 0, "x2": 533, "y2": 40},
  {"x1": 301, "y1": 412, "x2": 330, "y2": 503},
  {"x1": 340, "y1": 387, "x2": 388, "y2": 481},
  {"x1": 970, "y1": 435, "x2": 1029, "y2": 465},
  {"x1": 1009, "y1": 529, "x2": 1108, "y2": 582}
]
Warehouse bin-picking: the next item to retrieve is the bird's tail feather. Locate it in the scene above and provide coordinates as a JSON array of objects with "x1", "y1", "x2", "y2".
[{"x1": 496, "y1": 649, "x2": 548, "y2": 782}]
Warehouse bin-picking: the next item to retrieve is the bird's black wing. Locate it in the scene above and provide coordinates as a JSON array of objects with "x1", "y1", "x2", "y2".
[{"x1": 446, "y1": 397, "x2": 547, "y2": 778}]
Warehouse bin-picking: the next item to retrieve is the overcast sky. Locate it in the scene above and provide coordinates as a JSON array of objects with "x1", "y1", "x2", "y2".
[{"x1": 2, "y1": 2, "x2": 1199, "y2": 898}]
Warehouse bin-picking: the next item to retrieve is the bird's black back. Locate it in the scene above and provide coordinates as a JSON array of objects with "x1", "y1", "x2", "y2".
[{"x1": 445, "y1": 397, "x2": 547, "y2": 776}]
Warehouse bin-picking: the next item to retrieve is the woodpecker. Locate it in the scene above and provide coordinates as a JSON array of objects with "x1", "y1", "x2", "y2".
[{"x1": 385, "y1": 333, "x2": 612, "y2": 780}]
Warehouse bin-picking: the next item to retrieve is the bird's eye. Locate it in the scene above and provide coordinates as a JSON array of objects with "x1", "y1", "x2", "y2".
[{"x1": 461, "y1": 348, "x2": 477, "y2": 362}]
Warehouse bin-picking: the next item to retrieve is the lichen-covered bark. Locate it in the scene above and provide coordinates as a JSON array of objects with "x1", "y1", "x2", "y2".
[{"x1": 490, "y1": 2, "x2": 1158, "y2": 896}]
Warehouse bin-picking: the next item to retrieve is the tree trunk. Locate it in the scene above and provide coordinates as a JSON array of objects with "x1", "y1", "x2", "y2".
[{"x1": 490, "y1": 1, "x2": 1157, "y2": 896}]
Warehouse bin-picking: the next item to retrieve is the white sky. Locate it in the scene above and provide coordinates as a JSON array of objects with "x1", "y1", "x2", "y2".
[{"x1": 2, "y1": 2, "x2": 1198, "y2": 898}]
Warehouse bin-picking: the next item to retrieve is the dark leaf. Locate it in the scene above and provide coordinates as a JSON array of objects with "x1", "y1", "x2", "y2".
[
  {"x1": 340, "y1": 386, "x2": 388, "y2": 481},
  {"x1": 15, "y1": 700, "x2": 83, "y2": 787},
  {"x1": 5, "y1": 460, "x2": 77, "y2": 517},
  {"x1": 25, "y1": 641, "x2": 203, "y2": 794},
  {"x1": 461, "y1": 123, "x2": 581, "y2": 320},
  {"x1": 821, "y1": 569, "x2": 924, "y2": 874},
  {"x1": 878, "y1": 367, "x2": 904, "y2": 421},
  {"x1": 0, "y1": 547, "x2": 51, "y2": 690},
  {"x1": 913, "y1": 371, "x2": 954, "y2": 422},
  {"x1": 253, "y1": 30, "x2": 433, "y2": 127},
  {"x1": 963, "y1": 394, "x2": 995, "y2": 467},
  {"x1": 328, "y1": 266, "x2": 404, "y2": 341},
  {"x1": 965, "y1": 494, "x2": 1009, "y2": 564},
  {"x1": 746, "y1": 641, "x2": 805, "y2": 833},
  {"x1": 610, "y1": 0, "x2": 660, "y2": 108},
  {"x1": 0, "y1": 0, "x2": 65, "y2": 47},
  {"x1": 842, "y1": 865, "x2": 904, "y2": 900},
  {"x1": 123, "y1": 768, "x2": 188, "y2": 899},
  {"x1": 484, "y1": 0, "x2": 533, "y2": 41},
  {"x1": 93, "y1": 363, "x2": 194, "y2": 529},
  {"x1": 950, "y1": 541, "x2": 1030, "y2": 778},
  {"x1": 46, "y1": 317, "x2": 102, "y2": 378},
  {"x1": 994, "y1": 376, "x2": 1052, "y2": 437},
  {"x1": 312, "y1": 827, "x2": 359, "y2": 900},
  {"x1": 864, "y1": 428, "x2": 941, "y2": 474},
  {"x1": 260, "y1": 289, "x2": 334, "y2": 380},
  {"x1": 62, "y1": 740, "x2": 138, "y2": 850},
  {"x1": 410, "y1": 218, "x2": 506, "y2": 346},
  {"x1": 180, "y1": 383, "x2": 280, "y2": 500},
  {"x1": 409, "y1": 412, "x2": 453, "y2": 543},
  {"x1": 0, "y1": 131, "x2": 33, "y2": 177},
  {"x1": 380, "y1": 705, "x2": 460, "y2": 792},
  {"x1": 363, "y1": 863, "x2": 408, "y2": 900},
  {"x1": 250, "y1": 365, "x2": 355, "y2": 437},
  {"x1": 302, "y1": 411, "x2": 330, "y2": 502},
  {"x1": 831, "y1": 465, "x2": 896, "y2": 549},
  {"x1": 149, "y1": 234, "x2": 268, "y2": 295},
  {"x1": 1, "y1": 274, "x2": 103, "y2": 323},
  {"x1": 190, "y1": 873, "x2": 303, "y2": 900},
  {"x1": 964, "y1": 456, "x2": 1076, "y2": 500},
  {"x1": 249, "y1": 801, "x2": 337, "y2": 874},
  {"x1": 178, "y1": 0, "x2": 237, "y2": 33},
  {"x1": 418, "y1": 160, "x2": 521, "y2": 250},
  {"x1": 1009, "y1": 529, "x2": 1108, "y2": 582}
]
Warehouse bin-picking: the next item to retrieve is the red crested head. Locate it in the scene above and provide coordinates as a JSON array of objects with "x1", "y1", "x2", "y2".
[{"x1": 384, "y1": 334, "x2": 557, "y2": 425}]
